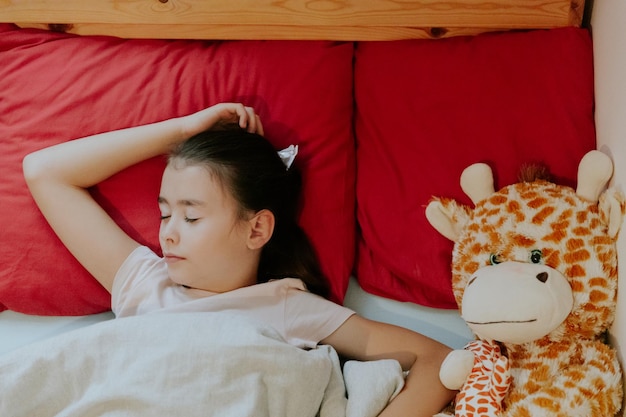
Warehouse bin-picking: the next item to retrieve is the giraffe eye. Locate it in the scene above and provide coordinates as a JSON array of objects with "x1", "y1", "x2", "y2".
[
  {"x1": 489, "y1": 254, "x2": 502, "y2": 265},
  {"x1": 530, "y1": 249, "x2": 543, "y2": 264}
]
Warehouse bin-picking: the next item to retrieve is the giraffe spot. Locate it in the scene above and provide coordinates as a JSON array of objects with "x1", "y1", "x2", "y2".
[
  {"x1": 532, "y1": 206, "x2": 555, "y2": 224},
  {"x1": 470, "y1": 243, "x2": 483, "y2": 255},
  {"x1": 488, "y1": 232, "x2": 501, "y2": 244},
  {"x1": 528, "y1": 197, "x2": 548, "y2": 208},
  {"x1": 572, "y1": 226, "x2": 590, "y2": 236},
  {"x1": 464, "y1": 261, "x2": 480, "y2": 274},
  {"x1": 520, "y1": 190, "x2": 538, "y2": 199},
  {"x1": 563, "y1": 195, "x2": 577, "y2": 206},
  {"x1": 544, "y1": 229, "x2": 566, "y2": 243},
  {"x1": 564, "y1": 249, "x2": 590, "y2": 263},
  {"x1": 566, "y1": 238, "x2": 584, "y2": 251},
  {"x1": 567, "y1": 264, "x2": 587, "y2": 278},
  {"x1": 475, "y1": 207, "x2": 488, "y2": 218},
  {"x1": 489, "y1": 195, "x2": 508, "y2": 205},
  {"x1": 592, "y1": 235, "x2": 613, "y2": 245},
  {"x1": 557, "y1": 208, "x2": 574, "y2": 222},
  {"x1": 570, "y1": 279, "x2": 584, "y2": 291},
  {"x1": 507, "y1": 200, "x2": 521, "y2": 212},
  {"x1": 486, "y1": 208, "x2": 501, "y2": 217},
  {"x1": 545, "y1": 386, "x2": 566, "y2": 399},
  {"x1": 537, "y1": 345, "x2": 562, "y2": 360},
  {"x1": 590, "y1": 290, "x2": 608, "y2": 303},
  {"x1": 528, "y1": 364, "x2": 551, "y2": 382},
  {"x1": 597, "y1": 247, "x2": 617, "y2": 266},
  {"x1": 532, "y1": 395, "x2": 561, "y2": 411},
  {"x1": 544, "y1": 249, "x2": 561, "y2": 269},
  {"x1": 589, "y1": 277, "x2": 607, "y2": 287},
  {"x1": 509, "y1": 232, "x2": 536, "y2": 247},
  {"x1": 590, "y1": 218, "x2": 601, "y2": 229},
  {"x1": 564, "y1": 379, "x2": 577, "y2": 389}
]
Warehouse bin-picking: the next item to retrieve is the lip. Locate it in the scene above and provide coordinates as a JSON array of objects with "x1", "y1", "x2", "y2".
[{"x1": 163, "y1": 253, "x2": 185, "y2": 264}]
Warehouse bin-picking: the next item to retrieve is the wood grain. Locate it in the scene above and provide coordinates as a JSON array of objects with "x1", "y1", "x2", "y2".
[{"x1": 2, "y1": 0, "x2": 585, "y2": 40}]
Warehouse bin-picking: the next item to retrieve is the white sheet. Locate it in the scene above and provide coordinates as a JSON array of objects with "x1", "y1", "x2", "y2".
[
  {"x1": 0, "y1": 311, "x2": 403, "y2": 417},
  {"x1": 0, "y1": 310, "x2": 113, "y2": 355}
]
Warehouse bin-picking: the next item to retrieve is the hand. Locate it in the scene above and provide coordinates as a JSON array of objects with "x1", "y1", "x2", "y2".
[{"x1": 181, "y1": 103, "x2": 264, "y2": 138}]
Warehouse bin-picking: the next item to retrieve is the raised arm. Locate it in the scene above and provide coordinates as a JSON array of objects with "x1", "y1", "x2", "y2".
[
  {"x1": 23, "y1": 103, "x2": 262, "y2": 293},
  {"x1": 322, "y1": 315, "x2": 455, "y2": 417}
]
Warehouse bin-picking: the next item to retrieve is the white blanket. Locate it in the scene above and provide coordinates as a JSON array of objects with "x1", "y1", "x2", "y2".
[{"x1": 0, "y1": 312, "x2": 403, "y2": 417}]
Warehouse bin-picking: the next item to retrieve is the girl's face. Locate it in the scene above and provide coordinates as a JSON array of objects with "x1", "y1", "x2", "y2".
[{"x1": 158, "y1": 163, "x2": 257, "y2": 292}]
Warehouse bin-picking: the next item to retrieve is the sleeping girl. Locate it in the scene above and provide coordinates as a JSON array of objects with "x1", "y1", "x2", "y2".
[{"x1": 22, "y1": 102, "x2": 455, "y2": 417}]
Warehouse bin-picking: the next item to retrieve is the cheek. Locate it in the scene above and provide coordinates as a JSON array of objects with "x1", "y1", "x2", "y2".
[{"x1": 190, "y1": 221, "x2": 229, "y2": 247}]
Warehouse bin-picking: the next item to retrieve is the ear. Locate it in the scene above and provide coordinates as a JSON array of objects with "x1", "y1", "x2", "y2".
[
  {"x1": 246, "y1": 209, "x2": 275, "y2": 250},
  {"x1": 425, "y1": 197, "x2": 472, "y2": 242},
  {"x1": 576, "y1": 150, "x2": 613, "y2": 202},
  {"x1": 460, "y1": 163, "x2": 495, "y2": 205},
  {"x1": 599, "y1": 188, "x2": 626, "y2": 238}
]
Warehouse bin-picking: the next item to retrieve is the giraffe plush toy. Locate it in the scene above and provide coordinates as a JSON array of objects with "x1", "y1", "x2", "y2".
[{"x1": 426, "y1": 150, "x2": 624, "y2": 417}]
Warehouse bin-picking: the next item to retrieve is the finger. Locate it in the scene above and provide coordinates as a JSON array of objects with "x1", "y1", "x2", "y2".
[
  {"x1": 243, "y1": 106, "x2": 257, "y2": 132},
  {"x1": 231, "y1": 103, "x2": 248, "y2": 129},
  {"x1": 255, "y1": 115, "x2": 265, "y2": 136}
]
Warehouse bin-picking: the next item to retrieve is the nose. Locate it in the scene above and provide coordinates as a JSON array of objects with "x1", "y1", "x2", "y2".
[{"x1": 159, "y1": 219, "x2": 179, "y2": 245}]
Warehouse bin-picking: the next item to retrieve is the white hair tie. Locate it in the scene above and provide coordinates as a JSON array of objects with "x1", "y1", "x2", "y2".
[{"x1": 277, "y1": 144, "x2": 298, "y2": 170}]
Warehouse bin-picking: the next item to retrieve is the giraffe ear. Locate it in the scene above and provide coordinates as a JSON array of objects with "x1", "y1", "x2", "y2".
[
  {"x1": 576, "y1": 150, "x2": 613, "y2": 203},
  {"x1": 460, "y1": 163, "x2": 495, "y2": 205},
  {"x1": 599, "y1": 189, "x2": 626, "y2": 238},
  {"x1": 426, "y1": 198, "x2": 472, "y2": 242}
]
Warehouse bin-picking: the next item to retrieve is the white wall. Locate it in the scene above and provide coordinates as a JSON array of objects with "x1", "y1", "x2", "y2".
[{"x1": 590, "y1": 0, "x2": 626, "y2": 402}]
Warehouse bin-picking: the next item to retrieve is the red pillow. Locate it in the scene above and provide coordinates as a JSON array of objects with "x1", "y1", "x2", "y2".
[
  {"x1": 0, "y1": 24, "x2": 355, "y2": 315},
  {"x1": 354, "y1": 27, "x2": 596, "y2": 309}
]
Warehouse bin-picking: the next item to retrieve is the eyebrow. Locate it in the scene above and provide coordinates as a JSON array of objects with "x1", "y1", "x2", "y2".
[{"x1": 157, "y1": 196, "x2": 206, "y2": 207}]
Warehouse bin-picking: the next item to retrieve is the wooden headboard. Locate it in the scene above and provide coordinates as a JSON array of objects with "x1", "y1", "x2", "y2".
[{"x1": 1, "y1": 0, "x2": 585, "y2": 40}]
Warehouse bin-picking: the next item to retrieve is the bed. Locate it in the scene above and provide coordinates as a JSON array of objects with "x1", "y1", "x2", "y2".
[{"x1": 1, "y1": 0, "x2": 625, "y2": 415}]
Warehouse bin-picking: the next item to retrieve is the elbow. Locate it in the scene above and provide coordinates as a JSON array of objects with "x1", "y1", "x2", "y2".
[{"x1": 22, "y1": 151, "x2": 50, "y2": 188}]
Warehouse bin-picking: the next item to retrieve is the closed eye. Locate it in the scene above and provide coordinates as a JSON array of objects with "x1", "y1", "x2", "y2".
[{"x1": 185, "y1": 217, "x2": 199, "y2": 223}]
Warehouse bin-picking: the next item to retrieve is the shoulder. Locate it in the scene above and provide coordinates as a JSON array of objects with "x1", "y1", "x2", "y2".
[
  {"x1": 113, "y1": 246, "x2": 165, "y2": 285},
  {"x1": 111, "y1": 246, "x2": 170, "y2": 316}
]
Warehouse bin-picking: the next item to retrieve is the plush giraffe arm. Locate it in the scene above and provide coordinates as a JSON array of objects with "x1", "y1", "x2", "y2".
[
  {"x1": 489, "y1": 355, "x2": 511, "y2": 405},
  {"x1": 439, "y1": 349, "x2": 476, "y2": 390},
  {"x1": 453, "y1": 340, "x2": 511, "y2": 417}
]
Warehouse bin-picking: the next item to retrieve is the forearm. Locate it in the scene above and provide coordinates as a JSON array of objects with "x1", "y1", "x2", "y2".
[
  {"x1": 324, "y1": 315, "x2": 455, "y2": 417},
  {"x1": 23, "y1": 103, "x2": 261, "y2": 189},
  {"x1": 378, "y1": 351, "x2": 454, "y2": 417},
  {"x1": 24, "y1": 117, "x2": 187, "y2": 189}
]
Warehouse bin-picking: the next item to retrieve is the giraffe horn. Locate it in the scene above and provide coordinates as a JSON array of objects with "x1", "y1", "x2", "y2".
[
  {"x1": 460, "y1": 163, "x2": 495, "y2": 205},
  {"x1": 576, "y1": 150, "x2": 613, "y2": 203}
]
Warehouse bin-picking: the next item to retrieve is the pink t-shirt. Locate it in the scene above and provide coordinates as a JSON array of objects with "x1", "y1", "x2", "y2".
[{"x1": 111, "y1": 246, "x2": 355, "y2": 349}]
